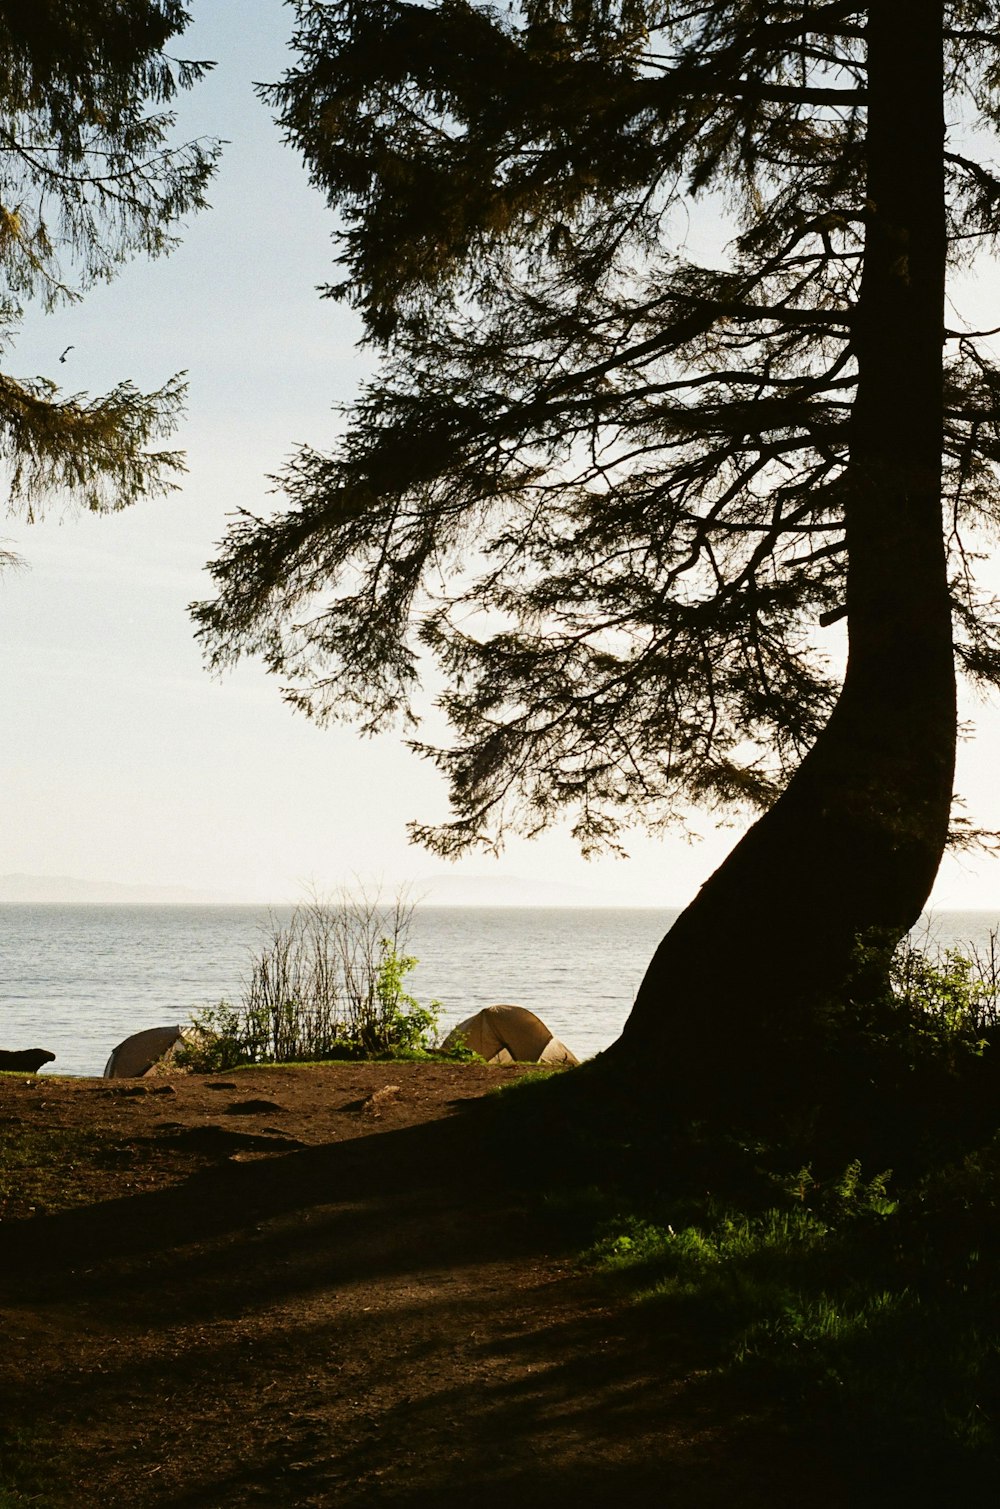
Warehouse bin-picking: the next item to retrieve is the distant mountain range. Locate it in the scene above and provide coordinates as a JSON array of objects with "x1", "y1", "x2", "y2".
[
  {"x1": 0, "y1": 874, "x2": 220, "y2": 904},
  {"x1": 0, "y1": 871, "x2": 658, "y2": 907}
]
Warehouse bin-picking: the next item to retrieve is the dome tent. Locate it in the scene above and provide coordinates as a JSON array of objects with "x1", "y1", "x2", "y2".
[
  {"x1": 104, "y1": 1024, "x2": 191, "y2": 1078},
  {"x1": 442, "y1": 1005, "x2": 578, "y2": 1066}
]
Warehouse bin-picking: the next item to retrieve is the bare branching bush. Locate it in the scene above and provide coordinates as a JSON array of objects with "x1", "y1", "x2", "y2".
[
  {"x1": 181, "y1": 890, "x2": 439, "y2": 1069},
  {"x1": 892, "y1": 930, "x2": 1000, "y2": 1037}
]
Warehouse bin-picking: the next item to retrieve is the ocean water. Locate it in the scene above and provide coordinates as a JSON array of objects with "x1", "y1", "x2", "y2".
[{"x1": 1, "y1": 904, "x2": 998, "y2": 1078}]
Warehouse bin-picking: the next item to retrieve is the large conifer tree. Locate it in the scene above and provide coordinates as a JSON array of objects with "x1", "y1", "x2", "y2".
[
  {"x1": 0, "y1": 1, "x2": 218, "y2": 533},
  {"x1": 195, "y1": 2, "x2": 1000, "y2": 1099}
]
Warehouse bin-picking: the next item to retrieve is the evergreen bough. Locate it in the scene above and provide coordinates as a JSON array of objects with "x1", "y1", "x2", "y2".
[{"x1": 0, "y1": 2, "x2": 219, "y2": 534}]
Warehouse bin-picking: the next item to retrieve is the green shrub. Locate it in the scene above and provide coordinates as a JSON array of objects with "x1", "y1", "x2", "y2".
[
  {"x1": 178, "y1": 890, "x2": 440, "y2": 1068},
  {"x1": 744, "y1": 928, "x2": 1000, "y2": 1177},
  {"x1": 892, "y1": 931, "x2": 1000, "y2": 1038},
  {"x1": 587, "y1": 1146, "x2": 1000, "y2": 1481}
]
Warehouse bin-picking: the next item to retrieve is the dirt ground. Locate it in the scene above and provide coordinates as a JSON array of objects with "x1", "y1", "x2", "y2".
[{"x1": 0, "y1": 1063, "x2": 847, "y2": 1506}]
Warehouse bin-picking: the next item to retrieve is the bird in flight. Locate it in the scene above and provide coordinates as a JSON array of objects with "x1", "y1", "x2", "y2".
[{"x1": 59, "y1": 345, "x2": 74, "y2": 363}]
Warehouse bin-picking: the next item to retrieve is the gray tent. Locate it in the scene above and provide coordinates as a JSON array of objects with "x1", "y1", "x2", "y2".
[
  {"x1": 104, "y1": 1024, "x2": 189, "y2": 1078},
  {"x1": 442, "y1": 1005, "x2": 578, "y2": 1066}
]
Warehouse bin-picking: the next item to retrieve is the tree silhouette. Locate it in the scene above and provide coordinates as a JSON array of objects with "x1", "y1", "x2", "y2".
[
  {"x1": 0, "y1": 1, "x2": 218, "y2": 532},
  {"x1": 195, "y1": 2, "x2": 1000, "y2": 1104}
]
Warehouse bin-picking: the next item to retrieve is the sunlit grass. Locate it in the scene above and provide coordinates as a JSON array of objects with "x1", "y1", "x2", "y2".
[{"x1": 0, "y1": 1123, "x2": 101, "y2": 1218}]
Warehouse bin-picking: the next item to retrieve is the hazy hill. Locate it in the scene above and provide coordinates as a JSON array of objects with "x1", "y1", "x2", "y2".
[{"x1": 0, "y1": 874, "x2": 219, "y2": 904}]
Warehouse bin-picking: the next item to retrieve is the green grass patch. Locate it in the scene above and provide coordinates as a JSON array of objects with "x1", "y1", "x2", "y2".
[
  {"x1": 581, "y1": 1145, "x2": 1000, "y2": 1490},
  {"x1": 0, "y1": 1424, "x2": 66, "y2": 1507},
  {"x1": 189, "y1": 1048, "x2": 485, "y2": 1072},
  {"x1": 0, "y1": 1122, "x2": 102, "y2": 1218}
]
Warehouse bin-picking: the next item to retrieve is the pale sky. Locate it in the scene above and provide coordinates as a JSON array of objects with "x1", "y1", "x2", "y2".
[{"x1": 2, "y1": 2, "x2": 1000, "y2": 908}]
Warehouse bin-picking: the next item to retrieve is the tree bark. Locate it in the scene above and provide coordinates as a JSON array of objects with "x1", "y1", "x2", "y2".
[{"x1": 612, "y1": 1, "x2": 955, "y2": 1107}]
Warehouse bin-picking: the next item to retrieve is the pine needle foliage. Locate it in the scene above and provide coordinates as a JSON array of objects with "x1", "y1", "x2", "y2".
[
  {"x1": 0, "y1": 1, "x2": 219, "y2": 524},
  {"x1": 195, "y1": 2, "x2": 1000, "y2": 856}
]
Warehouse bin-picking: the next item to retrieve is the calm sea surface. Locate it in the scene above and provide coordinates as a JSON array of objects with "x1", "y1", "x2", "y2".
[{"x1": 1, "y1": 904, "x2": 998, "y2": 1077}]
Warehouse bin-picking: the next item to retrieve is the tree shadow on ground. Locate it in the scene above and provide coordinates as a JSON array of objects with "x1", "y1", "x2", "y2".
[{"x1": 0, "y1": 1099, "x2": 879, "y2": 1507}]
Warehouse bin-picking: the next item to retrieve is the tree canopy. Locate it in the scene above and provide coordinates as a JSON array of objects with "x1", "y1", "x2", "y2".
[
  {"x1": 195, "y1": 1, "x2": 1000, "y2": 866},
  {"x1": 0, "y1": 0, "x2": 218, "y2": 532}
]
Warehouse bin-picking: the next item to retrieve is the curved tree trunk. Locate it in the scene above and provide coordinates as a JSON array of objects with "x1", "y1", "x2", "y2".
[{"x1": 613, "y1": 2, "x2": 955, "y2": 1105}]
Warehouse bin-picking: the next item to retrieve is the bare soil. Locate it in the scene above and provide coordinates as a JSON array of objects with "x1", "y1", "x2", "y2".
[{"x1": 0, "y1": 1064, "x2": 847, "y2": 1506}]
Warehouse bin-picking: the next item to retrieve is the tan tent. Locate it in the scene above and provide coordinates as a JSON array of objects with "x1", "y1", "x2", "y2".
[
  {"x1": 104, "y1": 1024, "x2": 189, "y2": 1078},
  {"x1": 442, "y1": 1005, "x2": 578, "y2": 1066}
]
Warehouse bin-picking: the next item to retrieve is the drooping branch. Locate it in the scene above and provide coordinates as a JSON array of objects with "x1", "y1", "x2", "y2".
[
  {"x1": 196, "y1": 0, "x2": 1000, "y2": 862},
  {"x1": 0, "y1": 1, "x2": 219, "y2": 523}
]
